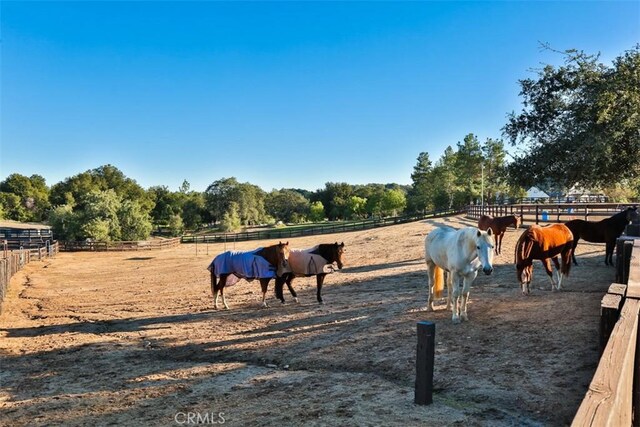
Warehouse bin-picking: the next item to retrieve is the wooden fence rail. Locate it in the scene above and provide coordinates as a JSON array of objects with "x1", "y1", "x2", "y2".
[
  {"x1": 182, "y1": 209, "x2": 461, "y2": 244},
  {"x1": 467, "y1": 202, "x2": 638, "y2": 225},
  {"x1": 60, "y1": 237, "x2": 181, "y2": 252},
  {"x1": 573, "y1": 233, "x2": 640, "y2": 425},
  {"x1": 0, "y1": 241, "x2": 59, "y2": 314}
]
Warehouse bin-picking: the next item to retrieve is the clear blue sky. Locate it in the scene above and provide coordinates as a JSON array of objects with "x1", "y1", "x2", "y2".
[{"x1": 1, "y1": 1, "x2": 638, "y2": 193}]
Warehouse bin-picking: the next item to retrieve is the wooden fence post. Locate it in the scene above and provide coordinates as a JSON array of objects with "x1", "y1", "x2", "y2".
[
  {"x1": 600, "y1": 293, "x2": 623, "y2": 355},
  {"x1": 415, "y1": 321, "x2": 435, "y2": 405}
]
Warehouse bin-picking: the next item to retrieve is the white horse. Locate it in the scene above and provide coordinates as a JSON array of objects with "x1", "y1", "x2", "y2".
[{"x1": 424, "y1": 226, "x2": 495, "y2": 323}]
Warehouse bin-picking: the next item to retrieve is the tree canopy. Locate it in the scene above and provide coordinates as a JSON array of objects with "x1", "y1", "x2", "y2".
[{"x1": 504, "y1": 44, "x2": 640, "y2": 190}]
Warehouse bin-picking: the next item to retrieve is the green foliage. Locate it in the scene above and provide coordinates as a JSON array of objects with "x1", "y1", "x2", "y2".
[
  {"x1": 308, "y1": 201, "x2": 325, "y2": 222},
  {"x1": 50, "y1": 164, "x2": 153, "y2": 211},
  {"x1": 119, "y1": 199, "x2": 153, "y2": 240},
  {"x1": 167, "y1": 214, "x2": 184, "y2": 237},
  {"x1": 265, "y1": 189, "x2": 310, "y2": 223},
  {"x1": 48, "y1": 204, "x2": 79, "y2": 241},
  {"x1": 0, "y1": 173, "x2": 51, "y2": 221},
  {"x1": 346, "y1": 196, "x2": 368, "y2": 219},
  {"x1": 205, "y1": 177, "x2": 268, "y2": 226},
  {"x1": 0, "y1": 192, "x2": 28, "y2": 222},
  {"x1": 380, "y1": 189, "x2": 407, "y2": 217},
  {"x1": 220, "y1": 202, "x2": 242, "y2": 232},
  {"x1": 505, "y1": 45, "x2": 640, "y2": 189}
]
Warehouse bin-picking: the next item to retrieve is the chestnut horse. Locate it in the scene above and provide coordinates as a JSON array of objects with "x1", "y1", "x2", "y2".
[
  {"x1": 564, "y1": 206, "x2": 638, "y2": 266},
  {"x1": 275, "y1": 242, "x2": 345, "y2": 305},
  {"x1": 208, "y1": 242, "x2": 290, "y2": 309},
  {"x1": 515, "y1": 224, "x2": 573, "y2": 295},
  {"x1": 478, "y1": 214, "x2": 520, "y2": 255},
  {"x1": 424, "y1": 226, "x2": 494, "y2": 323}
]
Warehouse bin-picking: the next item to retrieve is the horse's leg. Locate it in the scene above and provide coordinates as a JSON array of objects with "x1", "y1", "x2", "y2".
[
  {"x1": 450, "y1": 271, "x2": 461, "y2": 324},
  {"x1": 316, "y1": 273, "x2": 327, "y2": 304},
  {"x1": 214, "y1": 276, "x2": 228, "y2": 310},
  {"x1": 551, "y1": 257, "x2": 562, "y2": 290},
  {"x1": 572, "y1": 237, "x2": 580, "y2": 266},
  {"x1": 275, "y1": 276, "x2": 286, "y2": 304},
  {"x1": 541, "y1": 258, "x2": 556, "y2": 290},
  {"x1": 286, "y1": 275, "x2": 299, "y2": 303},
  {"x1": 605, "y1": 240, "x2": 615, "y2": 266},
  {"x1": 260, "y1": 279, "x2": 270, "y2": 308},
  {"x1": 460, "y1": 272, "x2": 477, "y2": 322},
  {"x1": 220, "y1": 282, "x2": 230, "y2": 310},
  {"x1": 425, "y1": 262, "x2": 436, "y2": 311},
  {"x1": 445, "y1": 271, "x2": 452, "y2": 311},
  {"x1": 211, "y1": 271, "x2": 219, "y2": 309}
]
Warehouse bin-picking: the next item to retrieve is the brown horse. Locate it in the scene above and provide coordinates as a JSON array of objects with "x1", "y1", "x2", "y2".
[
  {"x1": 564, "y1": 206, "x2": 638, "y2": 266},
  {"x1": 478, "y1": 214, "x2": 520, "y2": 255},
  {"x1": 515, "y1": 224, "x2": 573, "y2": 295},
  {"x1": 275, "y1": 242, "x2": 345, "y2": 305},
  {"x1": 208, "y1": 241, "x2": 290, "y2": 309}
]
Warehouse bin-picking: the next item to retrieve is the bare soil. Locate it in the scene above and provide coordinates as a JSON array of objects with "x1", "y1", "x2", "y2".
[{"x1": 0, "y1": 216, "x2": 613, "y2": 426}]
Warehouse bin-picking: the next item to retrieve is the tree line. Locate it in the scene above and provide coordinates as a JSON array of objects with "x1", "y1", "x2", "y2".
[{"x1": 1, "y1": 45, "x2": 638, "y2": 241}]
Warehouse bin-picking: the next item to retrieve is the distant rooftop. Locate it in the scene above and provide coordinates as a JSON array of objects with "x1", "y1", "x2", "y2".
[{"x1": 0, "y1": 220, "x2": 51, "y2": 230}]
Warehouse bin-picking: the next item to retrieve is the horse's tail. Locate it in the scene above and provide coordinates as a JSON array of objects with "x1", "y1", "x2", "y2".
[
  {"x1": 433, "y1": 266, "x2": 444, "y2": 299},
  {"x1": 209, "y1": 263, "x2": 218, "y2": 294}
]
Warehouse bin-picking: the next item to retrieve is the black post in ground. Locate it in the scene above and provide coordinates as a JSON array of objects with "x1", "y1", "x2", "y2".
[{"x1": 415, "y1": 321, "x2": 435, "y2": 405}]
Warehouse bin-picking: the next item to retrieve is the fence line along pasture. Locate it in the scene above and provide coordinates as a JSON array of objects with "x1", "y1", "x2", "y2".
[
  {"x1": 572, "y1": 224, "x2": 640, "y2": 425},
  {"x1": 0, "y1": 241, "x2": 59, "y2": 314},
  {"x1": 60, "y1": 237, "x2": 181, "y2": 252},
  {"x1": 467, "y1": 202, "x2": 638, "y2": 226},
  {"x1": 182, "y1": 209, "x2": 461, "y2": 244}
]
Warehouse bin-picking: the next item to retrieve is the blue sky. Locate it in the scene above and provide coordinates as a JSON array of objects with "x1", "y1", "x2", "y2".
[{"x1": 1, "y1": 1, "x2": 638, "y2": 193}]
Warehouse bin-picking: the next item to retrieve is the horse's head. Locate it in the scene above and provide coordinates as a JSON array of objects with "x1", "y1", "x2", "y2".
[
  {"x1": 332, "y1": 242, "x2": 345, "y2": 269},
  {"x1": 514, "y1": 215, "x2": 522, "y2": 229},
  {"x1": 475, "y1": 228, "x2": 494, "y2": 275},
  {"x1": 276, "y1": 241, "x2": 290, "y2": 269}
]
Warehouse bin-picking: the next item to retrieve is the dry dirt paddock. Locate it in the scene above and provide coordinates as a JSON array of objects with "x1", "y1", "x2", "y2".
[{"x1": 0, "y1": 216, "x2": 616, "y2": 426}]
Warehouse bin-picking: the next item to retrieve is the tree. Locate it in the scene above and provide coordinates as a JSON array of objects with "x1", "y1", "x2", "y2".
[
  {"x1": 220, "y1": 202, "x2": 241, "y2": 232},
  {"x1": 407, "y1": 152, "x2": 434, "y2": 213},
  {"x1": 118, "y1": 199, "x2": 153, "y2": 240},
  {"x1": 265, "y1": 189, "x2": 310, "y2": 223},
  {"x1": 380, "y1": 189, "x2": 407, "y2": 217},
  {"x1": 431, "y1": 147, "x2": 459, "y2": 210},
  {"x1": 504, "y1": 45, "x2": 640, "y2": 189},
  {"x1": 455, "y1": 134, "x2": 483, "y2": 204},
  {"x1": 308, "y1": 201, "x2": 325, "y2": 222},
  {"x1": 346, "y1": 196, "x2": 368, "y2": 219},
  {"x1": 0, "y1": 173, "x2": 51, "y2": 221}
]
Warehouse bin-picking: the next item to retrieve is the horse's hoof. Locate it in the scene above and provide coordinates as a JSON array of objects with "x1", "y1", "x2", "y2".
[
  {"x1": 461, "y1": 313, "x2": 469, "y2": 322},
  {"x1": 318, "y1": 300, "x2": 325, "y2": 305},
  {"x1": 452, "y1": 316, "x2": 461, "y2": 324},
  {"x1": 294, "y1": 298, "x2": 299, "y2": 303},
  {"x1": 280, "y1": 300, "x2": 286, "y2": 305}
]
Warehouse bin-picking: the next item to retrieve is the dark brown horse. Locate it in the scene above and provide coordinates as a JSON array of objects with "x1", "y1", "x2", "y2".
[
  {"x1": 275, "y1": 242, "x2": 345, "y2": 305},
  {"x1": 208, "y1": 241, "x2": 290, "y2": 309},
  {"x1": 478, "y1": 214, "x2": 520, "y2": 255},
  {"x1": 515, "y1": 224, "x2": 574, "y2": 295},
  {"x1": 564, "y1": 206, "x2": 638, "y2": 266}
]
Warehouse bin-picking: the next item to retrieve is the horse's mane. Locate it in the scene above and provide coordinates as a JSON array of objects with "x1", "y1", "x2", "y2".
[{"x1": 257, "y1": 243, "x2": 287, "y2": 266}]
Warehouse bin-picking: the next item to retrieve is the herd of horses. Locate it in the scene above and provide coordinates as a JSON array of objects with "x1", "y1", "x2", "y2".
[
  {"x1": 425, "y1": 206, "x2": 638, "y2": 322},
  {"x1": 207, "y1": 206, "x2": 638, "y2": 323}
]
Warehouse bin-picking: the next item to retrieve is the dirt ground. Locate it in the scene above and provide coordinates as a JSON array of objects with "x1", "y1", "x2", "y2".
[{"x1": 0, "y1": 216, "x2": 615, "y2": 426}]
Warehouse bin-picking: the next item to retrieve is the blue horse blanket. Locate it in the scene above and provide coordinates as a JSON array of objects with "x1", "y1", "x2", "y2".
[{"x1": 207, "y1": 248, "x2": 276, "y2": 286}]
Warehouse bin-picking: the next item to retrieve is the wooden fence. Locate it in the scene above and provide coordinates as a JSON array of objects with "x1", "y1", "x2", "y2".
[
  {"x1": 181, "y1": 209, "x2": 461, "y2": 244},
  {"x1": 0, "y1": 241, "x2": 59, "y2": 314},
  {"x1": 467, "y1": 202, "x2": 637, "y2": 225},
  {"x1": 573, "y1": 230, "x2": 640, "y2": 425},
  {"x1": 59, "y1": 237, "x2": 181, "y2": 252}
]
